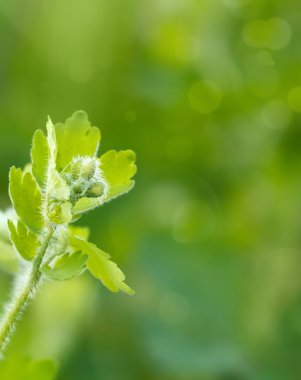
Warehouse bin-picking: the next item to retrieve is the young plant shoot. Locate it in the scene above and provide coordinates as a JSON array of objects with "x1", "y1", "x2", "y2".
[{"x1": 0, "y1": 111, "x2": 137, "y2": 355}]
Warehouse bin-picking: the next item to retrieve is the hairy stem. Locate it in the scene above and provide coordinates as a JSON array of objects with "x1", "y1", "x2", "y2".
[{"x1": 0, "y1": 228, "x2": 54, "y2": 355}]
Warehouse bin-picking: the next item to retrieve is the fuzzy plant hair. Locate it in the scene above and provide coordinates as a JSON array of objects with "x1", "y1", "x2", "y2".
[{"x1": 0, "y1": 111, "x2": 137, "y2": 355}]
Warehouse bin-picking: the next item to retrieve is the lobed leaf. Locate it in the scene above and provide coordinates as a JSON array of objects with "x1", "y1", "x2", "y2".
[
  {"x1": 100, "y1": 150, "x2": 137, "y2": 203},
  {"x1": 8, "y1": 220, "x2": 40, "y2": 261},
  {"x1": 31, "y1": 129, "x2": 49, "y2": 189},
  {"x1": 9, "y1": 167, "x2": 44, "y2": 234},
  {"x1": 70, "y1": 235, "x2": 134, "y2": 295},
  {"x1": 46, "y1": 117, "x2": 57, "y2": 171},
  {"x1": 41, "y1": 251, "x2": 88, "y2": 281},
  {"x1": 55, "y1": 111, "x2": 101, "y2": 171},
  {"x1": 45, "y1": 117, "x2": 73, "y2": 225}
]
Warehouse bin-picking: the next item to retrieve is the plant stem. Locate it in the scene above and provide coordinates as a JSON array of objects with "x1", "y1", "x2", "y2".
[{"x1": 0, "y1": 228, "x2": 54, "y2": 355}]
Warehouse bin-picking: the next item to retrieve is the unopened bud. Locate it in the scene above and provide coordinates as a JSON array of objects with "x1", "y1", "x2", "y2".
[
  {"x1": 71, "y1": 157, "x2": 98, "y2": 181},
  {"x1": 72, "y1": 179, "x2": 88, "y2": 195},
  {"x1": 86, "y1": 182, "x2": 104, "y2": 198}
]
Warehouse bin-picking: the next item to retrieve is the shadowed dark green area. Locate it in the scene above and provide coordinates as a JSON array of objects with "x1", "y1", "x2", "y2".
[{"x1": 0, "y1": 0, "x2": 301, "y2": 379}]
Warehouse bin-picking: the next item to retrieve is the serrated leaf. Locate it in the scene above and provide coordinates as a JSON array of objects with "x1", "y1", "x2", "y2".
[
  {"x1": 0, "y1": 239, "x2": 19, "y2": 273},
  {"x1": 100, "y1": 150, "x2": 137, "y2": 203},
  {"x1": 31, "y1": 129, "x2": 49, "y2": 188},
  {"x1": 8, "y1": 220, "x2": 40, "y2": 261},
  {"x1": 87, "y1": 250, "x2": 135, "y2": 295},
  {"x1": 69, "y1": 235, "x2": 110, "y2": 258},
  {"x1": 55, "y1": 111, "x2": 101, "y2": 171},
  {"x1": 70, "y1": 236, "x2": 134, "y2": 295},
  {"x1": 9, "y1": 167, "x2": 44, "y2": 234},
  {"x1": 41, "y1": 251, "x2": 88, "y2": 281},
  {"x1": 46, "y1": 117, "x2": 57, "y2": 170},
  {"x1": 23, "y1": 163, "x2": 32, "y2": 174}
]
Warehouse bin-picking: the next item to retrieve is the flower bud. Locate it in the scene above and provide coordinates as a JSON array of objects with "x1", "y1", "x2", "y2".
[
  {"x1": 71, "y1": 157, "x2": 98, "y2": 180},
  {"x1": 72, "y1": 179, "x2": 88, "y2": 195},
  {"x1": 86, "y1": 182, "x2": 104, "y2": 198}
]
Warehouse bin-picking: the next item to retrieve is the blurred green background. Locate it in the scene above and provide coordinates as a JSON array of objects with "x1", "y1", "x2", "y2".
[{"x1": 1, "y1": 0, "x2": 301, "y2": 379}]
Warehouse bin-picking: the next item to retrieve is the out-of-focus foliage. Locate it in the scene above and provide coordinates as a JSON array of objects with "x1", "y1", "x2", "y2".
[
  {"x1": 0, "y1": 356, "x2": 57, "y2": 380},
  {"x1": 0, "y1": 0, "x2": 301, "y2": 379}
]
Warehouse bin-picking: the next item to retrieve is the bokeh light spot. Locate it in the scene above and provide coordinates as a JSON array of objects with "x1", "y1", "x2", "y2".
[
  {"x1": 287, "y1": 87, "x2": 301, "y2": 113},
  {"x1": 166, "y1": 136, "x2": 193, "y2": 163},
  {"x1": 172, "y1": 200, "x2": 216, "y2": 243},
  {"x1": 256, "y1": 50, "x2": 274, "y2": 66},
  {"x1": 222, "y1": 0, "x2": 250, "y2": 8},
  {"x1": 144, "y1": 183, "x2": 187, "y2": 228},
  {"x1": 188, "y1": 80, "x2": 222, "y2": 114},
  {"x1": 243, "y1": 18, "x2": 292, "y2": 50},
  {"x1": 246, "y1": 66, "x2": 278, "y2": 98},
  {"x1": 262, "y1": 99, "x2": 292, "y2": 129},
  {"x1": 158, "y1": 293, "x2": 191, "y2": 326}
]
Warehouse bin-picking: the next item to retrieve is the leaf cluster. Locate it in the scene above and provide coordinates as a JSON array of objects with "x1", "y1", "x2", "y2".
[{"x1": 1, "y1": 111, "x2": 136, "y2": 295}]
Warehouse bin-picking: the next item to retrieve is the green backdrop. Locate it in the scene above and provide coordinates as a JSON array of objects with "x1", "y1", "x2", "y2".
[{"x1": 0, "y1": 0, "x2": 301, "y2": 379}]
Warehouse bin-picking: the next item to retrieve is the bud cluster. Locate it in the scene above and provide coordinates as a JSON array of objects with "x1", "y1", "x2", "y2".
[{"x1": 64, "y1": 156, "x2": 106, "y2": 203}]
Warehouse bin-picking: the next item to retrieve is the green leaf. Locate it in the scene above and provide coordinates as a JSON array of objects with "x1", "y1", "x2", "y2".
[
  {"x1": 70, "y1": 236, "x2": 134, "y2": 295},
  {"x1": 72, "y1": 197, "x2": 101, "y2": 215},
  {"x1": 87, "y1": 249, "x2": 135, "y2": 295},
  {"x1": 69, "y1": 235, "x2": 110, "y2": 258},
  {"x1": 0, "y1": 239, "x2": 19, "y2": 273},
  {"x1": 46, "y1": 117, "x2": 57, "y2": 170},
  {"x1": 48, "y1": 169, "x2": 70, "y2": 201},
  {"x1": 72, "y1": 150, "x2": 137, "y2": 215},
  {"x1": 45, "y1": 118, "x2": 72, "y2": 225},
  {"x1": 68, "y1": 225, "x2": 90, "y2": 240},
  {"x1": 23, "y1": 163, "x2": 33, "y2": 174},
  {"x1": 55, "y1": 111, "x2": 101, "y2": 171},
  {"x1": 100, "y1": 150, "x2": 137, "y2": 203},
  {"x1": 8, "y1": 220, "x2": 40, "y2": 261},
  {"x1": 9, "y1": 167, "x2": 44, "y2": 234},
  {"x1": 41, "y1": 251, "x2": 88, "y2": 281},
  {"x1": 31, "y1": 129, "x2": 49, "y2": 189}
]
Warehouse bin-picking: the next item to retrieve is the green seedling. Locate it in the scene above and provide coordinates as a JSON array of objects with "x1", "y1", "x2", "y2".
[{"x1": 0, "y1": 111, "x2": 137, "y2": 355}]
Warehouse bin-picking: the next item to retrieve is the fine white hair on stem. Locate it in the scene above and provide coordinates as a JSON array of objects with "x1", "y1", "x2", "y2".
[{"x1": 0, "y1": 263, "x2": 40, "y2": 355}]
